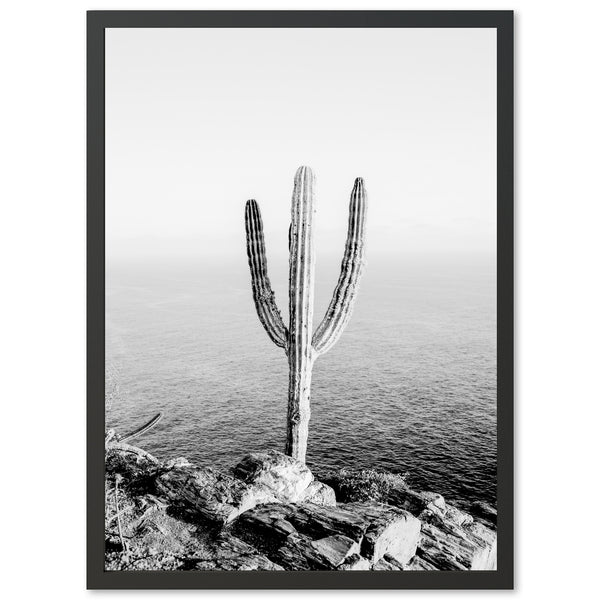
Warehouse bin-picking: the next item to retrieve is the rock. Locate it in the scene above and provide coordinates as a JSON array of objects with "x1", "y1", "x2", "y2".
[
  {"x1": 285, "y1": 503, "x2": 370, "y2": 542},
  {"x1": 298, "y1": 481, "x2": 336, "y2": 506},
  {"x1": 421, "y1": 492, "x2": 447, "y2": 513},
  {"x1": 348, "y1": 502, "x2": 421, "y2": 565},
  {"x1": 275, "y1": 533, "x2": 358, "y2": 570},
  {"x1": 230, "y1": 503, "x2": 299, "y2": 551},
  {"x1": 155, "y1": 464, "x2": 278, "y2": 525},
  {"x1": 412, "y1": 517, "x2": 497, "y2": 571},
  {"x1": 337, "y1": 554, "x2": 371, "y2": 570},
  {"x1": 105, "y1": 444, "x2": 158, "y2": 486},
  {"x1": 387, "y1": 487, "x2": 446, "y2": 518},
  {"x1": 372, "y1": 554, "x2": 405, "y2": 571},
  {"x1": 231, "y1": 450, "x2": 313, "y2": 502},
  {"x1": 233, "y1": 500, "x2": 420, "y2": 569},
  {"x1": 470, "y1": 501, "x2": 497, "y2": 529},
  {"x1": 105, "y1": 490, "x2": 198, "y2": 571},
  {"x1": 444, "y1": 504, "x2": 474, "y2": 528},
  {"x1": 181, "y1": 533, "x2": 284, "y2": 571},
  {"x1": 310, "y1": 534, "x2": 360, "y2": 567},
  {"x1": 105, "y1": 480, "x2": 281, "y2": 572},
  {"x1": 233, "y1": 503, "x2": 368, "y2": 569},
  {"x1": 405, "y1": 555, "x2": 438, "y2": 571},
  {"x1": 468, "y1": 522, "x2": 497, "y2": 570},
  {"x1": 105, "y1": 443, "x2": 497, "y2": 572},
  {"x1": 164, "y1": 457, "x2": 192, "y2": 469}
]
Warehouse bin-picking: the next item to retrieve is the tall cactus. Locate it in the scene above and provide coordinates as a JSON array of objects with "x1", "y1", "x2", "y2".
[{"x1": 245, "y1": 166, "x2": 367, "y2": 462}]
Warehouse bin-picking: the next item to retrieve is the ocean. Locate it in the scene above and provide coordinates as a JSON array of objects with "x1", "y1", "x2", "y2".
[{"x1": 106, "y1": 255, "x2": 496, "y2": 506}]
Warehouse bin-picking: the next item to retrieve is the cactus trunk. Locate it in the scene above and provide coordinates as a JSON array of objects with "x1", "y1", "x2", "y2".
[
  {"x1": 286, "y1": 167, "x2": 316, "y2": 460},
  {"x1": 245, "y1": 166, "x2": 367, "y2": 463}
]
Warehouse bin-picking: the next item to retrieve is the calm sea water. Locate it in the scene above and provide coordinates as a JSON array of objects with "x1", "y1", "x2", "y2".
[{"x1": 106, "y1": 256, "x2": 496, "y2": 506}]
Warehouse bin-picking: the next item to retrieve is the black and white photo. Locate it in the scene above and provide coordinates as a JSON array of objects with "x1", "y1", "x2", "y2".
[{"x1": 88, "y1": 10, "x2": 514, "y2": 589}]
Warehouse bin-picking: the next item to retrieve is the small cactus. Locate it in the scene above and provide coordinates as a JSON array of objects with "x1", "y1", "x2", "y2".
[{"x1": 245, "y1": 166, "x2": 367, "y2": 462}]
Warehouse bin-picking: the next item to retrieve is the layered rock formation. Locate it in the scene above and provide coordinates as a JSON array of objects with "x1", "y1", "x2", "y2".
[{"x1": 104, "y1": 444, "x2": 496, "y2": 571}]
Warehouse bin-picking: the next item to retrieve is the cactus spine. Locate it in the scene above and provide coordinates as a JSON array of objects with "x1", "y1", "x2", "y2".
[{"x1": 245, "y1": 166, "x2": 367, "y2": 462}]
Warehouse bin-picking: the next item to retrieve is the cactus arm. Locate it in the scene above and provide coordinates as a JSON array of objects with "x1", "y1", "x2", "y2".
[
  {"x1": 312, "y1": 177, "x2": 367, "y2": 357},
  {"x1": 286, "y1": 166, "x2": 316, "y2": 461},
  {"x1": 245, "y1": 199, "x2": 289, "y2": 350}
]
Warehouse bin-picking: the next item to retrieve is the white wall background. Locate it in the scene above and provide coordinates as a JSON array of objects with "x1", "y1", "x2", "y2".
[{"x1": 1, "y1": 1, "x2": 599, "y2": 598}]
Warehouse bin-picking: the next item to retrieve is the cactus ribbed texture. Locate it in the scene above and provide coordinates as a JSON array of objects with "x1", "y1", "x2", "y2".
[
  {"x1": 312, "y1": 178, "x2": 367, "y2": 356},
  {"x1": 245, "y1": 166, "x2": 367, "y2": 462},
  {"x1": 286, "y1": 167, "x2": 316, "y2": 460},
  {"x1": 245, "y1": 200, "x2": 289, "y2": 349}
]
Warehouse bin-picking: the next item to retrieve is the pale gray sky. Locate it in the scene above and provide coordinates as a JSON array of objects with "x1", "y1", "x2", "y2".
[{"x1": 105, "y1": 27, "x2": 496, "y2": 261}]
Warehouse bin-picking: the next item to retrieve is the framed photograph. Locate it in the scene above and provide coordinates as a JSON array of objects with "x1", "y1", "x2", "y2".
[{"x1": 88, "y1": 10, "x2": 513, "y2": 589}]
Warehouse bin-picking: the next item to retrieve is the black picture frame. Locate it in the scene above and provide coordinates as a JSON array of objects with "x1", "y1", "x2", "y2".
[{"x1": 87, "y1": 10, "x2": 513, "y2": 590}]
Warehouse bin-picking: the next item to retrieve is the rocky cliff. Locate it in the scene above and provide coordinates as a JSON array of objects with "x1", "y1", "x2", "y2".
[{"x1": 104, "y1": 442, "x2": 496, "y2": 572}]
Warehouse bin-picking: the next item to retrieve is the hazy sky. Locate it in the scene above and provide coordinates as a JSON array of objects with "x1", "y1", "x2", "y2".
[{"x1": 105, "y1": 27, "x2": 496, "y2": 261}]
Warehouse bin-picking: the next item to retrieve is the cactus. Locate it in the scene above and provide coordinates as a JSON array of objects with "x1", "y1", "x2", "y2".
[{"x1": 245, "y1": 166, "x2": 367, "y2": 462}]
